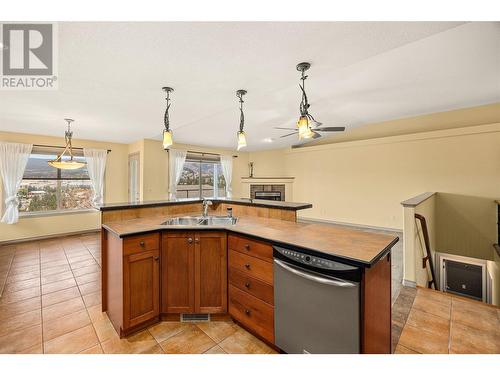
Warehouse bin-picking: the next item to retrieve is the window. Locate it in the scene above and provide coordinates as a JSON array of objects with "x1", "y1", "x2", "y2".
[
  {"x1": 176, "y1": 152, "x2": 226, "y2": 199},
  {"x1": 17, "y1": 147, "x2": 94, "y2": 214}
]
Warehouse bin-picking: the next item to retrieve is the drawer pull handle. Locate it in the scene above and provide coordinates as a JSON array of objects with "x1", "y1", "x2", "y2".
[
  {"x1": 245, "y1": 282, "x2": 250, "y2": 288},
  {"x1": 244, "y1": 244, "x2": 250, "y2": 250},
  {"x1": 245, "y1": 309, "x2": 251, "y2": 315},
  {"x1": 154, "y1": 256, "x2": 159, "y2": 261},
  {"x1": 244, "y1": 263, "x2": 250, "y2": 269},
  {"x1": 139, "y1": 241, "x2": 145, "y2": 247}
]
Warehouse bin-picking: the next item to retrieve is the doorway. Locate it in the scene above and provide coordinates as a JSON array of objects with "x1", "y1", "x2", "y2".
[{"x1": 128, "y1": 153, "x2": 140, "y2": 202}]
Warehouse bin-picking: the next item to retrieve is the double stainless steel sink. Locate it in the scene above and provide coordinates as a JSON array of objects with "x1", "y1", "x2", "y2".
[{"x1": 161, "y1": 216, "x2": 238, "y2": 226}]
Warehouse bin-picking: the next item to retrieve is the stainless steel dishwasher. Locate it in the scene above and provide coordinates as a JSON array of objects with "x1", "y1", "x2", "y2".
[{"x1": 273, "y1": 246, "x2": 362, "y2": 354}]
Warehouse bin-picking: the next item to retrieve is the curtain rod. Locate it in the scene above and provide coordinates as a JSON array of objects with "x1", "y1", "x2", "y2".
[
  {"x1": 33, "y1": 144, "x2": 112, "y2": 153},
  {"x1": 166, "y1": 149, "x2": 238, "y2": 158}
]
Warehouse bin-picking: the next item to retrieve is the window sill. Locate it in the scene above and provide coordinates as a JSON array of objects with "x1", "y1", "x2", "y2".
[{"x1": 19, "y1": 208, "x2": 98, "y2": 219}]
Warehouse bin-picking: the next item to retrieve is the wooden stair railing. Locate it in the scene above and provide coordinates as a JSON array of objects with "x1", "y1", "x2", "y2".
[{"x1": 414, "y1": 213, "x2": 437, "y2": 290}]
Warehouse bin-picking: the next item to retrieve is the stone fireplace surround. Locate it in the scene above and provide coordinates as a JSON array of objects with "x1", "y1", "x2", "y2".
[{"x1": 241, "y1": 177, "x2": 294, "y2": 201}]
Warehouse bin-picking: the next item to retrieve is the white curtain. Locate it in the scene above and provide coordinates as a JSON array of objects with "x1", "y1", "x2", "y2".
[
  {"x1": 84, "y1": 148, "x2": 107, "y2": 206},
  {"x1": 168, "y1": 149, "x2": 187, "y2": 199},
  {"x1": 0, "y1": 142, "x2": 32, "y2": 224},
  {"x1": 220, "y1": 154, "x2": 233, "y2": 198}
]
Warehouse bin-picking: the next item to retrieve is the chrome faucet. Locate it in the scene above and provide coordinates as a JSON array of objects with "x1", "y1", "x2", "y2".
[{"x1": 202, "y1": 199, "x2": 213, "y2": 217}]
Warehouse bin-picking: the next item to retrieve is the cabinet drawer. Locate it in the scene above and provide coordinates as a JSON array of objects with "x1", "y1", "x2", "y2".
[
  {"x1": 229, "y1": 285, "x2": 274, "y2": 344},
  {"x1": 123, "y1": 233, "x2": 160, "y2": 256},
  {"x1": 228, "y1": 250, "x2": 273, "y2": 284},
  {"x1": 228, "y1": 234, "x2": 273, "y2": 263},
  {"x1": 229, "y1": 267, "x2": 274, "y2": 305}
]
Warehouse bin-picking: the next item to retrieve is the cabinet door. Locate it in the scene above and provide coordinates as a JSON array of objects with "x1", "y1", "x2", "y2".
[
  {"x1": 161, "y1": 232, "x2": 195, "y2": 313},
  {"x1": 123, "y1": 249, "x2": 160, "y2": 330},
  {"x1": 194, "y1": 231, "x2": 227, "y2": 313}
]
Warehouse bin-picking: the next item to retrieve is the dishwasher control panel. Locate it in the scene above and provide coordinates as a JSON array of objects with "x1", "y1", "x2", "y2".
[{"x1": 274, "y1": 246, "x2": 356, "y2": 272}]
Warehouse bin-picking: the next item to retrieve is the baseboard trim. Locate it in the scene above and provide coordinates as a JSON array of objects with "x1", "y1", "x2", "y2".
[
  {"x1": 297, "y1": 217, "x2": 401, "y2": 233},
  {"x1": 0, "y1": 229, "x2": 100, "y2": 246},
  {"x1": 402, "y1": 279, "x2": 417, "y2": 288}
]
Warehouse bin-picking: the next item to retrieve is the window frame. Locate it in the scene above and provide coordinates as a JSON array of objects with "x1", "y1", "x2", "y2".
[
  {"x1": 17, "y1": 148, "x2": 97, "y2": 216},
  {"x1": 176, "y1": 152, "x2": 227, "y2": 199}
]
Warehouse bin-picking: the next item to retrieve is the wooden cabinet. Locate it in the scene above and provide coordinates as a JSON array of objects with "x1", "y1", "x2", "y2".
[
  {"x1": 123, "y1": 249, "x2": 160, "y2": 329},
  {"x1": 161, "y1": 231, "x2": 227, "y2": 314},
  {"x1": 228, "y1": 234, "x2": 275, "y2": 344}
]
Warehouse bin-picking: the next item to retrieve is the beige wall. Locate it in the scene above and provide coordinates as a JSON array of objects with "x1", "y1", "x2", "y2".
[
  {"x1": 255, "y1": 123, "x2": 500, "y2": 231},
  {"x1": 0, "y1": 131, "x2": 129, "y2": 242},
  {"x1": 487, "y1": 250, "x2": 500, "y2": 306}
]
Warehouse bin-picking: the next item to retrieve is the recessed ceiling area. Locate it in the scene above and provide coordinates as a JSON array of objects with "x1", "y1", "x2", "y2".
[{"x1": 0, "y1": 21, "x2": 499, "y2": 151}]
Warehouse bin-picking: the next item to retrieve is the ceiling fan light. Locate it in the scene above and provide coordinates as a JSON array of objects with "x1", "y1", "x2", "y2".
[
  {"x1": 297, "y1": 116, "x2": 310, "y2": 137},
  {"x1": 237, "y1": 130, "x2": 247, "y2": 150},
  {"x1": 299, "y1": 126, "x2": 314, "y2": 140},
  {"x1": 163, "y1": 129, "x2": 173, "y2": 149}
]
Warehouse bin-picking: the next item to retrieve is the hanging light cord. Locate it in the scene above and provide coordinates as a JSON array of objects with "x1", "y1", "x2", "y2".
[
  {"x1": 164, "y1": 90, "x2": 171, "y2": 131},
  {"x1": 237, "y1": 91, "x2": 245, "y2": 132},
  {"x1": 298, "y1": 67, "x2": 319, "y2": 124}
]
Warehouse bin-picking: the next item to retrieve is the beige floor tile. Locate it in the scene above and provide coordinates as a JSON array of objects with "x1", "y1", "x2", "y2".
[
  {"x1": 160, "y1": 324, "x2": 216, "y2": 354},
  {"x1": 44, "y1": 324, "x2": 99, "y2": 354},
  {"x1": 71, "y1": 259, "x2": 97, "y2": 270},
  {"x1": 87, "y1": 304, "x2": 107, "y2": 323},
  {"x1": 6, "y1": 270, "x2": 40, "y2": 283},
  {"x1": 41, "y1": 270, "x2": 74, "y2": 285},
  {"x1": 394, "y1": 344, "x2": 420, "y2": 354},
  {"x1": 42, "y1": 296, "x2": 86, "y2": 323},
  {"x1": 398, "y1": 324, "x2": 449, "y2": 354},
  {"x1": 450, "y1": 322, "x2": 500, "y2": 354},
  {"x1": 101, "y1": 329, "x2": 159, "y2": 354},
  {"x1": 219, "y1": 327, "x2": 273, "y2": 354},
  {"x1": 76, "y1": 272, "x2": 100, "y2": 285},
  {"x1": 79, "y1": 280, "x2": 101, "y2": 296},
  {"x1": 412, "y1": 288, "x2": 451, "y2": 319},
  {"x1": 0, "y1": 296, "x2": 41, "y2": 320},
  {"x1": 196, "y1": 321, "x2": 239, "y2": 343},
  {"x1": 40, "y1": 259, "x2": 69, "y2": 269},
  {"x1": 3, "y1": 277, "x2": 40, "y2": 294},
  {"x1": 41, "y1": 264, "x2": 71, "y2": 277},
  {"x1": 82, "y1": 290, "x2": 101, "y2": 307},
  {"x1": 405, "y1": 308, "x2": 450, "y2": 334},
  {"x1": 0, "y1": 308, "x2": 41, "y2": 337},
  {"x1": 73, "y1": 264, "x2": 101, "y2": 277},
  {"x1": 93, "y1": 315, "x2": 119, "y2": 342},
  {"x1": 0, "y1": 285, "x2": 40, "y2": 305},
  {"x1": 79, "y1": 344, "x2": 104, "y2": 354},
  {"x1": 43, "y1": 309, "x2": 91, "y2": 341},
  {"x1": 451, "y1": 297, "x2": 500, "y2": 332},
  {"x1": 19, "y1": 343, "x2": 44, "y2": 354},
  {"x1": 42, "y1": 286, "x2": 81, "y2": 307},
  {"x1": 148, "y1": 321, "x2": 191, "y2": 343},
  {"x1": 41, "y1": 277, "x2": 77, "y2": 295},
  {"x1": 0, "y1": 324, "x2": 42, "y2": 353},
  {"x1": 204, "y1": 345, "x2": 226, "y2": 354}
]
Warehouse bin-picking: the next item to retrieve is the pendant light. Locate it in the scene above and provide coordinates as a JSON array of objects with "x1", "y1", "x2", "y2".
[
  {"x1": 236, "y1": 89, "x2": 247, "y2": 150},
  {"x1": 162, "y1": 86, "x2": 174, "y2": 149},
  {"x1": 48, "y1": 119, "x2": 86, "y2": 170},
  {"x1": 296, "y1": 62, "x2": 314, "y2": 140}
]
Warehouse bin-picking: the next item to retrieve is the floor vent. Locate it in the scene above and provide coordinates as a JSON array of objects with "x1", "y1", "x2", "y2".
[{"x1": 180, "y1": 313, "x2": 210, "y2": 322}]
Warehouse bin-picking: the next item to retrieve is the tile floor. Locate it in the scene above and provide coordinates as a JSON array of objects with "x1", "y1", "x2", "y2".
[{"x1": 0, "y1": 232, "x2": 498, "y2": 354}]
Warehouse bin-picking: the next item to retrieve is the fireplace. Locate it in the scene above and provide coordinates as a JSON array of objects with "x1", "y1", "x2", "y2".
[{"x1": 250, "y1": 184, "x2": 285, "y2": 201}]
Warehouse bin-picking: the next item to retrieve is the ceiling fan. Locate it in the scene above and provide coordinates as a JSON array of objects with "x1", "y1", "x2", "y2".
[{"x1": 274, "y1": 62, "x2": 346, "y2": 146}]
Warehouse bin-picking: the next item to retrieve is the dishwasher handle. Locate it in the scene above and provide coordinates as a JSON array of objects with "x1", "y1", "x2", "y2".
[{"x1": 274, "y1": 259, "x2": 357, "y2": 288}]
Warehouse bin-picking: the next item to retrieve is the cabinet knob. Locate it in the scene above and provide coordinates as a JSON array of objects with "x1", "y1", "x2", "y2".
[
  {"x1": 245, "y1": 282, "x2": 250, "y2": 288},
  {"x1": 244, "y1": 244, "x2": 250, "y2": 251},
  {"x1": 139, "y1": 241, "x2": 145, "y2": 247},
  {"x1": 244, "y1": 263, "x2": 250, "y2": 269},
  {"x1": 154, "y1": 256, "x2": 159, "y2": 261},
  {"x1": 195, "y1": 238, "x2": 200, "y2": 243},
  {"x1": 245, "y1": 309, "x2": 251, "y2": 315},
  {"x1": 188, "y1": 238, "x2": 193, "y2": 244}
]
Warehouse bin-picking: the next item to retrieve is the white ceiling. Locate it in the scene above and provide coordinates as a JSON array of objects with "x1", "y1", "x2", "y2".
[{"x1": 1, "y1": 21, "x2": 499, "y2": 151}]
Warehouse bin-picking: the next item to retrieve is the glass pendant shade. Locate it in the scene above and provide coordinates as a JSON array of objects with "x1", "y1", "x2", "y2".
[
  {"x1": 297, "y1": 116, "x2": 309, "y2": 137},
  {"x1": 163, "y1": 129, "x2": 173, "y2": 149},
  {"x1": 237, "y1": 130, "x2": 247, "y2": 150},
  {"x1": 48, "y1": 159, "x2": 86, "y2": 170},
  {"x1": 300, "y1": 126, "x2": 314, "y2": 139}
]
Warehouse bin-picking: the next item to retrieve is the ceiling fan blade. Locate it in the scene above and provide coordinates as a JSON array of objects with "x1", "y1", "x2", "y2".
[
  {"x1": 273, "y1": 127, "x2": 297, "y2": 130},
  {"x1": 314, "y1": 126, "x2": 346, "y2": 132},
  {"x1": 311, "y1": 131, "x2": 322, "y2": 139},
  {"x1": 280, "y1": 132, "x2": 298, "y2": 138}
]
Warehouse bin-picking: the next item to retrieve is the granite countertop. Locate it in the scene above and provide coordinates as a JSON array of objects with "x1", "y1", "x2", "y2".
[
  {"x1": 102, "y1": 212, "x2": 399, "y2": 267},
  {"x1": 98, "y1": 197, "x2": 313, "y2": 211}
]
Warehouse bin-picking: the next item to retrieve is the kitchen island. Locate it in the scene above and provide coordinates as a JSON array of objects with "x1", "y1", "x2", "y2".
[{"x1": 99, "y1": 199, "x2": 398, "y2": 353}]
